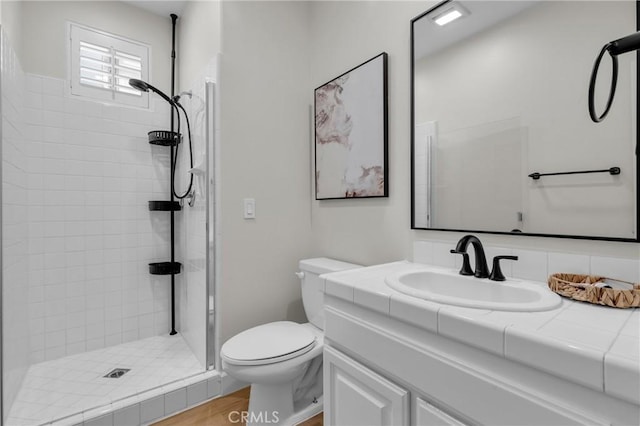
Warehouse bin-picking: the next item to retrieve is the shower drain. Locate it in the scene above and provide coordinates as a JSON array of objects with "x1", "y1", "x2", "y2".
[{"x1": 104, "y1": 368, "x2": 130, "y2": 379}]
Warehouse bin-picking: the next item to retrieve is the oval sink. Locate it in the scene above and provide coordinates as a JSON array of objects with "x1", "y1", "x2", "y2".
[{"x1": 385, "y1": 267, "x2": 561, "y2": 311}]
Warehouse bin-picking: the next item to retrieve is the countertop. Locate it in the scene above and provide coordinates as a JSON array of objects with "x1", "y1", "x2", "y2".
[{"x1": 321, "y1": 261, "x2": 640, "y2": 406}]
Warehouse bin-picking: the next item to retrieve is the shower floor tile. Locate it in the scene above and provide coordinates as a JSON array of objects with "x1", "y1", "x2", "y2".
[{"x1": 7, "y1": 334, "x2": 203, "y2": 426}]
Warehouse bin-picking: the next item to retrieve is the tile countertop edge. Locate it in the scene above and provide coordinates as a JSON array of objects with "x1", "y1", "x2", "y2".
[{"x1": 321, "y1": 262, "x2": 640, "y2": 405}]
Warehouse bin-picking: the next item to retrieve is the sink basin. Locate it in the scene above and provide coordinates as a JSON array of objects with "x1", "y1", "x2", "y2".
[{"x1": 385, "y1": 267, "x2": 561, "y2": 311}]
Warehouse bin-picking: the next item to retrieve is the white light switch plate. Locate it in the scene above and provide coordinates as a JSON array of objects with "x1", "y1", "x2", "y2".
[{"x1": 243, "y1": 198, "x2": 255, "y2": 219}]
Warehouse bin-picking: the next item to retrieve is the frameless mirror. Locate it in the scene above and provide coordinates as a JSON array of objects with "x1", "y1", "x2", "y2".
[{"x1": 411, "y1": 0, "x2": 639, "y2": 241}]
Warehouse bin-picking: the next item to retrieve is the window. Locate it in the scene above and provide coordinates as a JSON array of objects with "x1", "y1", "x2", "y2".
[{"x1": 69, "y1": 23, "x2": 150, "y2": 108}]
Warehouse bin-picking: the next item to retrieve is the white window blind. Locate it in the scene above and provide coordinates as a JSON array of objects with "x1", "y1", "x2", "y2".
[{"x1": 70, "y1": 23, "x2": 150, "y2": 108}]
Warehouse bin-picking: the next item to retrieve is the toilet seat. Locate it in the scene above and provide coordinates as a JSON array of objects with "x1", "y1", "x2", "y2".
[{"x1": 221, "y1": 321, "x2": 316, "y2": 366}]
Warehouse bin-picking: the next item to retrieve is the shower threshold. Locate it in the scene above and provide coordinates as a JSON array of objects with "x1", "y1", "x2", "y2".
[{"x1": 7, "y1": 335, "x2": 213, "y2": 425}]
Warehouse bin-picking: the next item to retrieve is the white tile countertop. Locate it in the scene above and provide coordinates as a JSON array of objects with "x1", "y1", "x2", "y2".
[{"x1": 320, "y1": 261, "x2": 640, "y2": 406}]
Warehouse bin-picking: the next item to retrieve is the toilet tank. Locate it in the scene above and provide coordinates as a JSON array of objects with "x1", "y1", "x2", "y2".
[{"x1": 298, "y1": 258, "x2": 362, "y2": 330}]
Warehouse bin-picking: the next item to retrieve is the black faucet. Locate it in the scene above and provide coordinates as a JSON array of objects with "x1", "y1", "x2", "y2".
[{"x1": 450, "y1": 235, "x2": 490, "y2": 279}]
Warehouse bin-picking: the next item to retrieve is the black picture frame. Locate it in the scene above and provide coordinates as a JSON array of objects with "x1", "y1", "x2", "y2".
[{"x1": 314, "y1": 52, "x2": 388, "y2": 200}]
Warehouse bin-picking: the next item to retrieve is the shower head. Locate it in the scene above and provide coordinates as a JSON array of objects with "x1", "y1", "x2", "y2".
[
  {"x1": 128, "y1": 78, "x2": 174, "y2": 105},
  {"x1": 128, "y1": 78, "x2": 149, "y2": 92}
]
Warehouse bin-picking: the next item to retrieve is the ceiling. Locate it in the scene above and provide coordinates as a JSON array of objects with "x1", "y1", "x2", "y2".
[
  {"x1": 413, "y1": 0, "x2": 537, "y2": 61},
  {"x1": 122, "y1": 0, "x2": 187, "y2": 17}
]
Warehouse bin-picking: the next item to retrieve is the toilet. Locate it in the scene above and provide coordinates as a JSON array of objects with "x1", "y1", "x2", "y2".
[{"x1": 221, "y1": 258, "x2": 361, "y2": 426}]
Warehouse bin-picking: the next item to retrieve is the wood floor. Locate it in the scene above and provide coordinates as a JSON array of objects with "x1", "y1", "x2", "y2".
[{"x1": 153, "y1": 387, "x2": 323, "y2": 426}]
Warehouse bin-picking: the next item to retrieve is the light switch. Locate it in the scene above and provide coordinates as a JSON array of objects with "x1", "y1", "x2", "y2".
[{"x1": 243, "y1": 198, "x2": 256, "y2": 219}]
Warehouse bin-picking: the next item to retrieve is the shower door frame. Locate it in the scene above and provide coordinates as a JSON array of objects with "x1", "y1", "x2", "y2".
[
  {"x1": 0, "y1": 77, "x2": 4, "y2": 424},
  {"x1": 205, "y1": 79, "x2": 220, "y2": 371}
]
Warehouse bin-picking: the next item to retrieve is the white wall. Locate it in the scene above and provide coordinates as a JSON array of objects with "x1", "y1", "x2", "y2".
[
  {"x1": 213, "y1": 0, "x2": 639, "y2": 348},
  {"x1": 21, "y1": 1, "x2": 173, "y2": 94},
  {"x1": 218, "y1": 1, "x2": 314, "y2": 344},
  {"x1": 308, "y1": 1, "x2": 426, "y2": 265},
  {"x1": 308, "y1": 1, "x2": 640, "y2": 264},
  {"x1": 0, "y1": 1, "x2": 22, "y2": 60},
  {"x1": 177, "y1": 1, "x2": 221, "y2": 92}
]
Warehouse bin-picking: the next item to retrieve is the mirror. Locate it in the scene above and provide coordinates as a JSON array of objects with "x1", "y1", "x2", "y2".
[{"x1": 411, "y1": 0, "x2": 639, "y2": 241}]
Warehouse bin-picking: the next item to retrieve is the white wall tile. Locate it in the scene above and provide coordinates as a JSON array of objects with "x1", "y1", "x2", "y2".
[
  {"x1": 590, "y1": 256, "x2": 640, "y2": 283},
  {"x1": 41, "y1": 76, "x2": 64, "y2": 96},
  {"x1": 186, "y1": 381, "x2": 208, "y2": 406},
  {"x1": 112, "y1": 404, "x2": 140, "y2": 426},
  {"x1": 19, "y1": 74, "x2": 177, "y2": 363},
  {"x1": 3, "y1": 57, "x2": 199, "y2": 416},
  {"x1": 26, "y1": 74, "x2": 43, "y2": 93},
  {"x1": 413, "y1": 241, "x2": 433, "y2": 265},
  {"x1": 164, "y1": 387, "x2": 187, "y2": 416},
  {"x1": 140, "y1": 395, "x2": 164, "y2": 423},
  {"x1": 83, "y1": 412, "x2": 113, "y2": 426},
  {"x1": 432, "y1": 241, "x2": 456, "y2": 268},
  {"x1": 547, "y1": 252, "x2": 590, "y2": 275},
  {"x1": 86, "y1": 338, "x2": 105, "y2": 352},
  {"x1": 511, "y1": 248, "x2": 548, "y2": 282},
  {"x1": 45, "y1": 346, "x2": 66, "y2": 361},
  {"x1": 207, "y1": 376, "x2": 222, "y2": 398}
]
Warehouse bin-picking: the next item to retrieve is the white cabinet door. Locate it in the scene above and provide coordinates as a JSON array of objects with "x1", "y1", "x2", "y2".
[
  {"x1": 324, "y1": 346, "x2": 409, "y2": 426},
  {"x1": 413, "y1": 397, "x2": 465, "y2": 426}
]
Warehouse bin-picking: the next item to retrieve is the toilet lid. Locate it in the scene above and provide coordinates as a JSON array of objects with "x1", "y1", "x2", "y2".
[{"x1": 221, "y1": 321, "x2": 316, "y2": 365}]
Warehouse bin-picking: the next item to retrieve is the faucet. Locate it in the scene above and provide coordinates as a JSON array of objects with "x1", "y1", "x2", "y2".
[{"x1": 450, "y1": 235, "x2": 490, "y2": 279}]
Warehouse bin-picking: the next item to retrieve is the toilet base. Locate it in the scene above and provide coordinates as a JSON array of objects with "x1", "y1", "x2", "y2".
[
  {"x1": 247, "y1": 384, "x2": 323, "y2": 426},
  {"x1": 289, "y1": 395, "x2": 323, "y2": 426}
]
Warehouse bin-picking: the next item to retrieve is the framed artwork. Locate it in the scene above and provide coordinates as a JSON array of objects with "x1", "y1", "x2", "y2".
[{"x1": 314, "y1": 52, "x2": 388, "y2": 200}]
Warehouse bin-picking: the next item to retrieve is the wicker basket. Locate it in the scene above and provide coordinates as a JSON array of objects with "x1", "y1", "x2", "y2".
[{"x1": 548, "y1": 273, "x2": 640, "y2": 308}]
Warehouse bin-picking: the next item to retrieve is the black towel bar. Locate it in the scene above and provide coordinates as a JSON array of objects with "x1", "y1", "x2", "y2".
[{"x1": 528, "y1": 167, "x2": 620, "y2": 180}]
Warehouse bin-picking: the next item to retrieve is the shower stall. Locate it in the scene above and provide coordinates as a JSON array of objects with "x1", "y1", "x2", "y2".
[{"x1": 0, "y1": 10, "x2": 221, "y2": 426}]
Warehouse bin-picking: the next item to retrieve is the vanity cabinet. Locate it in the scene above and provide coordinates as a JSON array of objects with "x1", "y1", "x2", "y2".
[{"x1": 322, "y1": 295, "x2": 634, "y2": 426}]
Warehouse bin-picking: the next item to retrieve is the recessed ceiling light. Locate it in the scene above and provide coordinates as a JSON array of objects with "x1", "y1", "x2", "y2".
[
  {"x1": 430, "y1": 2, "x2": 470, "y2": 27},
  {"x1": 435, "y1": 9, "x2": 463, "y2": 26}
]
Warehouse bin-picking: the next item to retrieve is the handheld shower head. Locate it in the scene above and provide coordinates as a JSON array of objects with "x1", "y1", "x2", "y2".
[
  {"x1": 128, "y1": 78, "x2": 174, "y2": 105},
  {"x1": 128, "y1": 78, "x2": 150, "y2": 92}
]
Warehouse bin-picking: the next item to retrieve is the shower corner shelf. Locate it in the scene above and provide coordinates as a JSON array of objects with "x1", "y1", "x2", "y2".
[
  {"x1": 149, "y1": 261, "x2": 182, "y2": 275},
  {"x1": 148, "y1": 200, "x2": 182, "y2": 211},
  {"x1": 148, "y1": 130, "x2": 181, "y2": 146}
]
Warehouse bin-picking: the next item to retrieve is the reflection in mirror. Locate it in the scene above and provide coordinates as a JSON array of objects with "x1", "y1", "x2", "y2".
[{"x1": 412, "y1": 0, "x2": 639, "y2": 241}]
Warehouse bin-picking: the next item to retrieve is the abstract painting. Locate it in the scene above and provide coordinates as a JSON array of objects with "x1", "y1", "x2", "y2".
[{"x1": 314, "y1": 52, "x2": 388, "y2": 199}]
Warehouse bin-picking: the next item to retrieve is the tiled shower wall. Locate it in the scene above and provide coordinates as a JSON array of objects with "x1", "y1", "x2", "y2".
[
  {"x1": 23, "y1": 74, "x2": 177, "y2": 364},
  {"x1": 1, "y1": 28, "x2": 30, "y2": 419}
]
